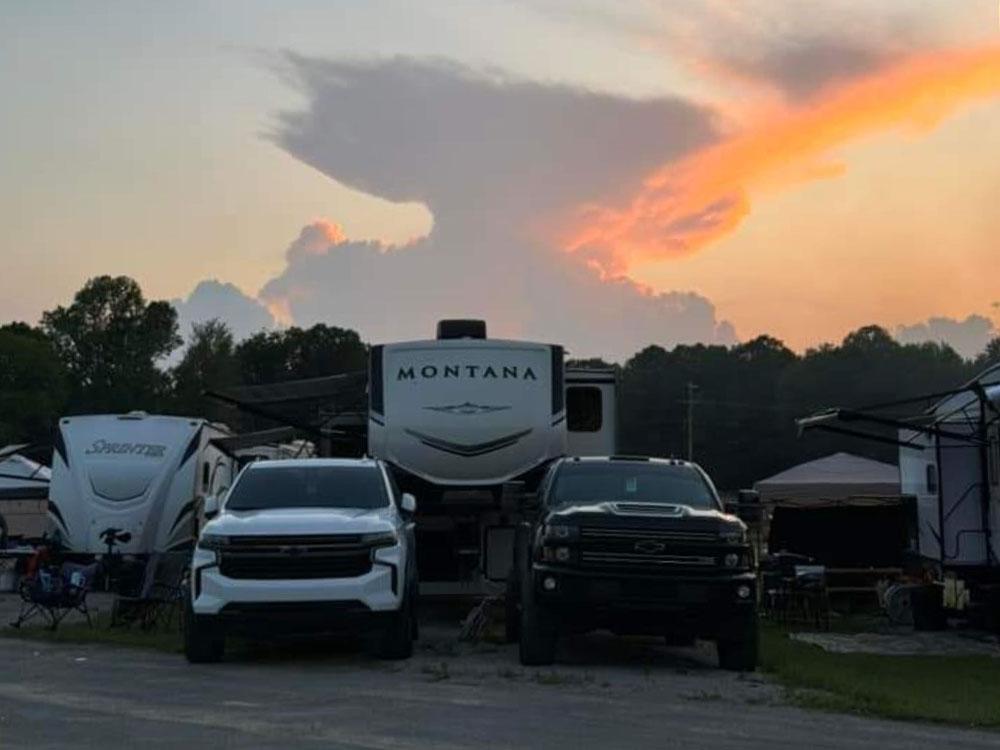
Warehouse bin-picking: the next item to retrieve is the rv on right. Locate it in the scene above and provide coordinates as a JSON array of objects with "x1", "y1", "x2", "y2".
[{"x1": 800, "y1": 363, "x2": 1000, "y2": 626}]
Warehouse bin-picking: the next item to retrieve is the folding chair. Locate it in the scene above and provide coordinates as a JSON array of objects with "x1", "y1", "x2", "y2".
[
  {"x1": 10, "y1": 561, "x2": 99, "y2": 630},
  {"x1": 111, "y1": 552, "x2": 189, "y2": 631}
]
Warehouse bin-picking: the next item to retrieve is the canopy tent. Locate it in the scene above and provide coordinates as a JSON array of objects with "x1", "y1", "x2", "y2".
[
  {"x1": 754, "y1": 452, "x2": 900, "y2": 505},
  {"x1": 0, "y1": 451, "x2": 50, "y2": 501},
  {"x1": 756, "y1": 453, "x2": 914, "y2": 569}
]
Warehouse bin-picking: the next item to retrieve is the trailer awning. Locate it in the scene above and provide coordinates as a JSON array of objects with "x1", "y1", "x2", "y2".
[
  {"x1": 797, "y1": 364, "x2": 1000, "y2": 449},
  {"x1": 205, "y1": 371, "x2": 368, "y2": 441}
]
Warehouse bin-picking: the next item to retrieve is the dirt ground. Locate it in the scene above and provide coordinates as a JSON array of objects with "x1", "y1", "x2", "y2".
[{"x1": 1, "y1": 593, "x2": 1000, "y2": 749}]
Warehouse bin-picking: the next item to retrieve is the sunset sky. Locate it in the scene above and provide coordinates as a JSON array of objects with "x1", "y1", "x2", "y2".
[{"x1": 2, "y1": 1, "x2": 998, "y2": 360}]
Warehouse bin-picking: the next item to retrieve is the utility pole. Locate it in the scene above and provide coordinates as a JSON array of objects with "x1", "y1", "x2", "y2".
[{"x1": 685, "y1": 382, "x2": 698, "y2": 461}]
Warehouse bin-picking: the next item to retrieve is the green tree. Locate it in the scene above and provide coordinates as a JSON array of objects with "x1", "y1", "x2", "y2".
[
  {"x1": 171, "y1": 319, "x2": 241, "y2": 423},
  {"x1": 975, "y1": 336, "x2": 1000, "y2": 370},
  {"x1": 41, "y1": 276, "x2": 181, "y2": 413},
  {"x1": 0, "y1": 323, "x2": 68, "y2": 444},
  {"x1": 236, "y1": 324, "x2": 367, "y2": 384}
]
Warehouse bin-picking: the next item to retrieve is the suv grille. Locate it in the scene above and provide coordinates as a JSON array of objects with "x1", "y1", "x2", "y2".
[
  {"x1": 580, "y1": 527, "x2": 720, "y2": 570},
  {"x1": 219, "y1": 534, "x2": 374, "y2": 580}
]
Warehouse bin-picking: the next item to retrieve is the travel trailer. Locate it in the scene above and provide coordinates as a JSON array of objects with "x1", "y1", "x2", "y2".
[
  {"x1": 368, "y1": 320, "x2": 618, "y2": 589},
  {"x1": 897, "y1": 369, "x2": 1000, "y2": 576},
  {"x1": 48, "y1": 413, "x2": 236, "y2": 556},
  {"x1": 799, "y1": 363, "x2": 1000, "y2": 622},
  {"x1": 0, "y1": 448, "x2": 51, "y2": 542}
]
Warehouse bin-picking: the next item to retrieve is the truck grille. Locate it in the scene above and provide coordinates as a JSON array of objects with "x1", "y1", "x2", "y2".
[
  {"x1": 580, "y1": 552, "x2": 716, "y2": 567},
  {"x1": 580, "y1": 527, "x2": 720, "y2": 571},
  {"x1": 581, "y1": 527, "x2": 717, "y2": 544},
  {"x1": 219, "y1": 534, "x2": 374, "y2": 580}
]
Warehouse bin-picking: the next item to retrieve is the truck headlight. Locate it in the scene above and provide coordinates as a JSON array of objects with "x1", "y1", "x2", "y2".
[
  {"x1": 540, "y1": 546, "x2": 575, "y2": 564},
  {"x1": 198, "y1": 533, "x2": 230, "y2": 551},
  {"x1": 543, "y1": 524, "x2": 578, "y2": 542},
  {"x1": 719, "y1": 527, "x2": 747, "y2": 544}
]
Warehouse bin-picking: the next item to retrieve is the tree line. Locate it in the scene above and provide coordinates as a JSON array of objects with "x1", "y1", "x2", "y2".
[{"x1": 1, "y1": 275, "x2": 998, "y2": 489}]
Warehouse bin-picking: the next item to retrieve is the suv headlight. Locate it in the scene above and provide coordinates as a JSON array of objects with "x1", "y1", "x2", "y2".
[
  {"x1": 361, "y1": 531, "x2": 399, "y2": 549},
  {"x1": 198, "y1": 533, "x2": 230, "y2": 551}
]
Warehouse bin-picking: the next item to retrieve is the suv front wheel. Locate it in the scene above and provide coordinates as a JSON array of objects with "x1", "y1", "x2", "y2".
[
  {"x1": 373, "y1": 591, "x2": 415, "y2": 660},
  {"x1": 183, "y1": 595, "x2": 225, "y2": 664}
]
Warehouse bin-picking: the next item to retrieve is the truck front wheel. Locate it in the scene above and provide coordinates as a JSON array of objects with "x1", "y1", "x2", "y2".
[
  {"x1": 716, "y1": 617, "x2": 758, "y2": 672},
  {"x1": 519, "y1": 579, "x2": 556, "y2": 666}
]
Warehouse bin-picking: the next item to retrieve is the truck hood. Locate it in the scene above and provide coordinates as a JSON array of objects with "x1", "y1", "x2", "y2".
[
  {"x1": 204, "y1": 506, "x2": 395, "y2": 537},
  {"x1": 545, "y1": 501, "x2": 745, "y2": 536}
]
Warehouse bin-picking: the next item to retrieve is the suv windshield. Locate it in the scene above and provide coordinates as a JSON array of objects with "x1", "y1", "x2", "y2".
[
  {"x1": 550, "y1": 462, "x2": 718, "y2": 510},
  {"x1": 225, "y1": 465, "x2": 388, "y2": 511}
]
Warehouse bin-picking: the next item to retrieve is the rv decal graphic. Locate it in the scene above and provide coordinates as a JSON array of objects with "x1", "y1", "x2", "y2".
[
  {"x1": 424, "y1": 402, "x2": 512, "y2": 416},
  {"x1": 397, "y1": 365, "x2": 538, "y2": 381},
  {"x1": 404, "y1": 428, "x2": 532, "y2": 457},
  {"x1": 84, "y1": 440, "x2": 167, "y2": 458}
]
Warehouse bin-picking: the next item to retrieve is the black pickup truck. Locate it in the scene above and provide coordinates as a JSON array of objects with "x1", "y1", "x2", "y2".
[{"x1": 507, "y1": 456, "x2": 757, "y2": 670}]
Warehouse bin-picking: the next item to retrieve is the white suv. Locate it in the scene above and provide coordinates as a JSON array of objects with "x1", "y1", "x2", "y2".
[{"x1": 184, "y1": 458, "x2": 417, "y2": 662}]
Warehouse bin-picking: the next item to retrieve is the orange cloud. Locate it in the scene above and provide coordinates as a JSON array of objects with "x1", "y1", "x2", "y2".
[{"x1": 562, "y1": 44, "x2": 1000, "y2": 274}]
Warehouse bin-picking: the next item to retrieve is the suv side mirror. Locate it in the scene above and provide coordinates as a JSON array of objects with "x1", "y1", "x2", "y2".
[
  {"x1": 400, "y1": 493, "x2": 417, "y2": 515},
  {"x1": 203, "y1": 494, "x2": 221, "y2": 520}
]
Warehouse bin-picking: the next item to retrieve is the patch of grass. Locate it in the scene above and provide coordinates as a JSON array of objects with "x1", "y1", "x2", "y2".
[
  {"x1": 682, "y1": 690, "x2": 723, "y2": 702},
  {"x1": 531, "y1": 669, "x2": 595, "y2": 687},
  {"x1": 760, "y1": 625, "x2": 1000, "y2": 728},
  {"x1": 3, "y1": 614, "x2": 182, "y2": 654},
  {"x1": 421, "y1": 661, "x2": 451, "y2": 682},
  {"x1": 533, "y1": 670, "x2": 573, "y2": 686}
]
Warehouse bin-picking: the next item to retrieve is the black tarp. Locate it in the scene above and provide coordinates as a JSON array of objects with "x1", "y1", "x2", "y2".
[{"x1": 768, "y1": 497, "x2": 918, "y2": 567}]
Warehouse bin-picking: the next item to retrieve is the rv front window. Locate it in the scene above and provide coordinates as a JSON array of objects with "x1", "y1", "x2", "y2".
[{"x1": 225, "y1": 466, "x2": 389, "y2": 511}]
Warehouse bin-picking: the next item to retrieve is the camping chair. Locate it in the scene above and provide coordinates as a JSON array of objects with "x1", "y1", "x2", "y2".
[
  {"x1": 110, "y1": 552, "x2": 189, "y2": 631},
  {"x1": 761, "y1": 551, "x2": 813, "y2": 623},
  {"x1": 10, "y1": 561, "x2": 99, "y2": 630},
  {"x1": 790, "y1": 564, "x2": 830, "y2": 630}
]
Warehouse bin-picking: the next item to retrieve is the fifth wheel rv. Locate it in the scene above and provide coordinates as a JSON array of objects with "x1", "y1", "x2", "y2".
[
  {"x1": 368, "y1": 320, "x2": 617, "y2": 589},
  {"x1": 48, "y1": 413, "x2": 236, "y2": 556}
]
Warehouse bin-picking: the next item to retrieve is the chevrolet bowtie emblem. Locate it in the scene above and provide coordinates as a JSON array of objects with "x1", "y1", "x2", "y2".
[{"x1": 634, "y1": 540, "x2": 666, "y2": 554}]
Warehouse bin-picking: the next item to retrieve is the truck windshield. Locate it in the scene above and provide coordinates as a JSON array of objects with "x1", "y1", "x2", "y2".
[
  {"x1": 225, "y1": 466, "x2": 388, "y2": 511},
  {"x1": 550, "y1": 463, "x2": 718, "y2": 510}
]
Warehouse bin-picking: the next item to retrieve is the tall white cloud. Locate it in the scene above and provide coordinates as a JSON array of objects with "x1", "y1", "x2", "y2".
[
  {"x1": 258, "y1": 56, "x2": 736, "y2": 361},
  {"x1": 172, "y1": 279, "x2": 276, "y2": 343}
]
